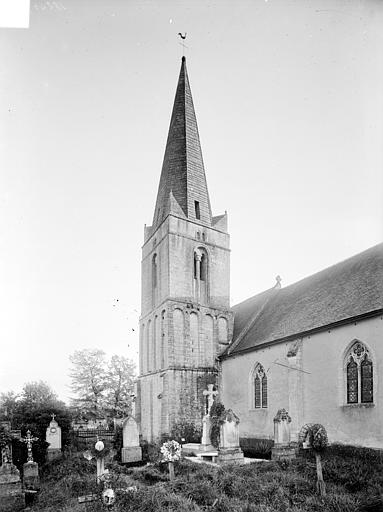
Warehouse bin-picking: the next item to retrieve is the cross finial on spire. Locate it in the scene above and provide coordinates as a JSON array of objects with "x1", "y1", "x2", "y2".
[{"x1": 178, "y1": 32, "x2": 188, "y2": 57}]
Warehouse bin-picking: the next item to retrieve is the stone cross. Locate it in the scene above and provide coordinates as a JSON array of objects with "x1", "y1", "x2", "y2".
[
  {"x1": 203, "y1": 384, "x2": 218, "y2": 415},
  {"x1": 129, "y1": 391, "x2": 136, "y2": 417},
  {"x1": 21, "y1": 430, "x2": 39, "y2": 463},
  {"x1": 51, "y1": 413, "x2": 56, "y2": 421}
]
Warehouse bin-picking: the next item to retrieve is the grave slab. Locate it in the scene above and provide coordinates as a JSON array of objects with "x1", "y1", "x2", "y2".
[{"x1": 0, "y1": 463, "x2": 25, "y2": 512}]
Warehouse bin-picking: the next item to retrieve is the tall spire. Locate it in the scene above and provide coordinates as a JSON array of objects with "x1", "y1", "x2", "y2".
[{"x1": 152, "y1": 57, "x2": 212, "y2": 229}]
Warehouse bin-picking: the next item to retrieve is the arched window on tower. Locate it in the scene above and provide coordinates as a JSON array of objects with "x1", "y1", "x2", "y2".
[
  {"x1": 345, "y1": 341, "x2": 373, "y2": 404},
  {"x1": 193, "y1": 248, "x2": 208, "y2": 304},
  {"x1": 152, "y1": 254, "x2": 157, "y2": 306},
  {"x1": 251, "y1": 363, "x2": 268, "y2": 409}
]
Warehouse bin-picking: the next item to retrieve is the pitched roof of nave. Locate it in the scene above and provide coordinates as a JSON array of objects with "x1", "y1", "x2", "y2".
[
  {"x1": 225, "y1": 242, "x2": 383, "y2": 357},
  {"x1": 151, "y1": 57, "x2": 212, "y2": 231}
]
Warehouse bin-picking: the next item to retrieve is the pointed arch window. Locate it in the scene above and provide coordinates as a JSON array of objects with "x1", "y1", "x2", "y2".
[
  {"x1": 345, "y1": 341, "x2": 373, "y2": 404},
  {"x1": 252, "y1": 364, "x2": 268, "y2": 409}
]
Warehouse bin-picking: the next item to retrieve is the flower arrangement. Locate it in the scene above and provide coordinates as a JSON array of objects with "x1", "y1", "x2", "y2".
[
  {"x1": 161, "y1": 440, "x2": 181, "y2": 480},
  {"x1": 299, "y1": 423, "x2": 328, "y2": 496},
  {"x1": 310, "y1": 424, "x2": 328, "y2": 453},
  {"x1": 160, "y1": 440, "x2": 181, "y2": 462}
]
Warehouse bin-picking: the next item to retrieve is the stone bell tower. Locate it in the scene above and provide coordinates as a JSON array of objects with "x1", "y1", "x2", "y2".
[{"x1": 137, "y1": 57, "x2": 233, "y2": 441}]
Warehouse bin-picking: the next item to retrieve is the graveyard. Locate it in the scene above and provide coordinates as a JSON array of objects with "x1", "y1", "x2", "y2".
[{"x1": 1, "y1": 393, "x2": 383, "y2": 512}]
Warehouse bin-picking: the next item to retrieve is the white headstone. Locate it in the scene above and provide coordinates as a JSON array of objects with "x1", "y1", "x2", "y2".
[
  {"x1": 46, "y1": 415, "x2": 62, "y2": 451},
  {"x1": 121, "y1": 416, "x2": 142, "y2": 463},
  {"x1": 122, "y1": 417, "x2": 139, "y2": 448}
]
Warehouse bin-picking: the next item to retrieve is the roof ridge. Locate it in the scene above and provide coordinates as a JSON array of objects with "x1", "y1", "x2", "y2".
[
  {"x1": 226, "y1": 287, "x2": 279, "y2": 356},
  {"x1": 233, "y1": 242, "x2": 383, "y2": 308}
]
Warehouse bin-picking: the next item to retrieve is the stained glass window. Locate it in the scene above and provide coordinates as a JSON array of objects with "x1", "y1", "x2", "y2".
[
  {"x1": 347, "y1": 360, "x2": 358, "y2": 404},
  {"x1": 262, "y1": 374, "x2": 268, "y2": 408},
  {"x1": 361, "y1": 359, "x2": 373, "y2": 403},
  {"x1": 255, "y1": 375, "x2": 261, "y2": 408}
]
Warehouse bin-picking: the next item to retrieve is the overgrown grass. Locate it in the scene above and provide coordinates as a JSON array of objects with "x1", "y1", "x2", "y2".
[{"x1": 30, "y1": 445, "x2": 383, "y2": 512}]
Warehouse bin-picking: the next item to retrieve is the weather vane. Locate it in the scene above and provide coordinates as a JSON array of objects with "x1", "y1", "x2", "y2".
[{"x1": 178, "y1": 33, "x2": 188, "y2": 57}]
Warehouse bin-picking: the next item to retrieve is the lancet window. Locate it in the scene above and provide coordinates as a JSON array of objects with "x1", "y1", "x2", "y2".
[
  {"x1": 345, "y1": 341, "x2": 373, "y2": 404},
  {"x1": 253, "y1": 364, "x2": 268, "y2": 409}
]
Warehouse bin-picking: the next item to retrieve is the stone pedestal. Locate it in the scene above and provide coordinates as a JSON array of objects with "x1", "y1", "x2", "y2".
[
  {"x1": 271, "y1": 445, "x2": 296, "y2": 460},
  {"x1": 201, "y1": 415, "x2": 215, "y2": 452},
  {"x1": 217, "y1": 447, "x2": 244, "y2": 465},
  {"x1": 121, "y1": 446, "x2": 142, "y2": 463},
  {"x1": 0, "y1": 463, "x2": 25, "y2": 512},
  {"x1": 23, "y1": 462, "x2": 40, "y2": 491}
]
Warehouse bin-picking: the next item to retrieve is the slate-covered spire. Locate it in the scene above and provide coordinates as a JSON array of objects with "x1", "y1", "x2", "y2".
[{"x1": 152, "y1": 57, "x2": 212, "y2": 228}]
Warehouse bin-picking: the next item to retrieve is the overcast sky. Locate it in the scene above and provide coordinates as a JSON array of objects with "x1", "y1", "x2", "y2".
[{"x1": 1, "y1": 0, "x2": 382, "y2": 404}]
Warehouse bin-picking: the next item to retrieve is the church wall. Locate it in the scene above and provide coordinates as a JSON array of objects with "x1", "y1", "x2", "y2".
[
  {"x1": 221, "y1": 315, "x2": 383, "y2": 449},
  {"x1": 302, "y1": 315, "x2": 383, "y2": 449},
  {"x1": 221, "y1": 342, "x2": 291, "y2": 440}
]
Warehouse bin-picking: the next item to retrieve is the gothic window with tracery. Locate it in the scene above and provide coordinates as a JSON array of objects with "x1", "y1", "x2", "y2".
[
  {"x1": 345, "y1": 341, "x2": 373, "y2": 404},
  {"x1": 253, "y1": 364, "x2": 268, "y2": 408}
]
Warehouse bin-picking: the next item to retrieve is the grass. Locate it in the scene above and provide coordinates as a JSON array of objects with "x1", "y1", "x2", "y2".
[{"x1": 28, "y1": 445, "x2": 383, "y2": 512}]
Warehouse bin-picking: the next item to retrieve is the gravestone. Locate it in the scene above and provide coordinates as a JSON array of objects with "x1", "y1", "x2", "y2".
[
  {"x1": 22, "y1": 430, "x2": 40, "y2": 491},
  {"x1": 46, "y1": 413, "x2": 62, "y2": 461},
  {"x1": 271, "y1": 408, "x2": 296, "y2": 461},
  {"x1": 217, "y1": 409, "x2": 244, "y2": 465},
  {"x1": 121, "y1": 417, "x2": 142, "y2": 463},
  {"x1": 0, "y1": 463, "x2": 25, "y2": 512}
]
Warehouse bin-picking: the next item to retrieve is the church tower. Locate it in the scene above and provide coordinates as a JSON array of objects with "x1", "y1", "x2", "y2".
[{"x1": 137, "y1": 57, "x2": 232, "y2": 441}]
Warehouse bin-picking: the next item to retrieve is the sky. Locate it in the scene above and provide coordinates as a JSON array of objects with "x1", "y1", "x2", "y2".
[{"x1": 0, "y1": 0, "x2": 382, "y2": 404}]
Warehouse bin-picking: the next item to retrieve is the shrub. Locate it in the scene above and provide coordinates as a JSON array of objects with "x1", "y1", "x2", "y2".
[
  {"x1": 240, "y1": 438, "x2": 274, "y2": 459},
  {"x1": 170, "y1": 420, "x2": 202, "y2": 444},
  {"x1": 140, "y1": 440, "x2": 162, "y2": 462},
  {"x1": 210, "y1": 401, "x2": 226, "y2": 448}
]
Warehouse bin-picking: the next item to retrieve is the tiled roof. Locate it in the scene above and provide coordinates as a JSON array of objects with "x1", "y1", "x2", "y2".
[
  {"x1": 226, "y1": 243, "x2": 383, "y2": 356},
  {"x1": 152, "y1": 57, "x2": 212, "y2": 230}
]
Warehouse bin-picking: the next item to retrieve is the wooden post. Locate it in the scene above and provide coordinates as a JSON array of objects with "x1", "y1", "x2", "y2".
[
  {"x1": 315, "y1": 452, "x2": 326, "y2": 496},
  {"x1": 168, "y1": 461, "x2": 175, "y2": 481},
  {"x1": 96, "y1": 457, "x2": 105, "y2": 483}
]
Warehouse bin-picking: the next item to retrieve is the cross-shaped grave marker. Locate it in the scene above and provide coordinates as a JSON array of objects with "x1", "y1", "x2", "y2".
[
  {"x1": 21, "y1": 430, "x2": 39, "y2": 463},
  {"x1": 203, "y1": 384, "x2": 218, "y2": 415}
]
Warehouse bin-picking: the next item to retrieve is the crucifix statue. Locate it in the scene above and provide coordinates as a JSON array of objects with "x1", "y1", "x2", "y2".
[
  {"x1": 129, "y1": 391, "x2": 136, "y2": 417},
  {"x1": 21, "y1": 430, "x2": 39, "y2": 463},
  {"x1": 203, "y1": 384, "x2": 218, "y2": 415},
  {"x1": 51, "y1": 413, "x2": 56, "y2": 421}
]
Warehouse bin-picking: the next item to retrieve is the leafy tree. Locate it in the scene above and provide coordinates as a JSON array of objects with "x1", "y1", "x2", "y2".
[
  {"x1": 104, "y1": 355, "x2": 136, "y2": 418},
  {"x1": 69, "y1": 349, "x2": 107, "y2": 414},
  {"x1": 0, "y1": 391, "x2": 19, "y2": 421},
  {"x1": 69, "y1": 349, "x2": 136, "y2": 419},
  {"x1": 0, "y1": 382, "x2": 72, "y2": 468}
]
